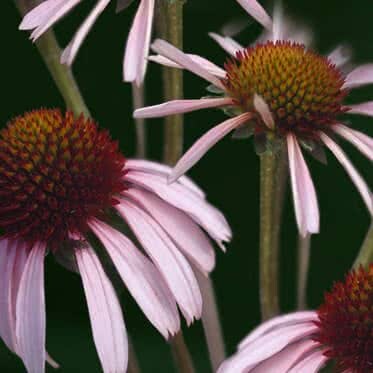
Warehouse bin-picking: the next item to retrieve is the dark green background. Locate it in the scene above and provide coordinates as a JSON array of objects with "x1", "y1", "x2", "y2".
[{"x1": 1, "y1": 0, "x2": 372, "y2": 371}]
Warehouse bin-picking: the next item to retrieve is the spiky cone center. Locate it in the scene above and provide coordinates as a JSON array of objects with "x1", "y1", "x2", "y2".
[
  {"x1": 313, "y1": 264, "x2": 373, "y2": 372},
  {"x1": 0, "y1": 109, "x2": 126, "y2": 248},
  {"x1": 224, "y1": 41, "x2": 348, "y2": 139}
]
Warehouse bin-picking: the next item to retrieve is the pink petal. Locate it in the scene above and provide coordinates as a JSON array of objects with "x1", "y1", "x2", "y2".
[
  {"x1": 76, "y1": 245, "x2": 128, "y2": 373},
  {"x1": 287, "y1": 134, "x2": 320, "y2": 236},
  {"x1": 123, "y1": 0, "x2": 155, "y2": 84},
  {"x1": 149, "y1": 54, "x2": 227, "y2": 78},
  {"x1": 218, "y1": 323, "x2": 318, "y2": 373},
  {"x1": 332, "y1": 124, "x2": 373, "y2": 161},
  {"x1": 88, "y1": 219, "x2": 180, "y2": 338},
  {"x1": 320, "y1": 133, "x2": 372, "y2": 215},
  {"x1": 235, "y1": 0, "x2": 273, "y2": 30},
  {"x1": 151, "y1": 39, "x2": 225, "y2": 89},
  {"x1": 61, "y1": 0, "x2": 111, "y2": 65},
  {"x1": 348, "y1": 101, "x2": 373, "y2": 117},
  {"x1": 344, "y1": 64, "x2": 373, "y2": 89},
  {"x1": 124, "y1": 170, "x2": 232, "y2": 244},
  {"x1": 16, "y1": 243, "x2": 46, "y2": 373},
  {"x1": 239, "y1": 311, "x2": 318, "y2": 350},
  {"x1": 125, "y1": 159, "x2": 205, "y2": 198},
  {"x1": 328, "y1": 45, "x2": 352, "y2": 67},
  {"x1": 134, "y1": 97, "x2": 233, "y2": 118},
  {"x1": 117, "y1": 199, "x2": 202, "y2": 324},
  {"x1": 124, "y1": 188, "x2": 216, "y2": 273},
  {"x1": 252, "y1": 340, "x2": 320, "y2": 373},
  {"x1": 208, "y1": 32, "x2": 243, "y2": 56},
  {"x1": 169, "y1": 112, "x2": 253, "y2": 182},
  {"x1": 254, "y1": 94, "x2": 275, "y2": 129},
  {"x1": 288, "y1": 349, "x2": 328, "y2": 373}
]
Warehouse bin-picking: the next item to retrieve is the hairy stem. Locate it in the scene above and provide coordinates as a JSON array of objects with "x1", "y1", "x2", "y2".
[
  {"x1": 170, "y1": 332, "x2": 195, "y2": 373},
  {"x1": 353, "y1": 222, "x2": 373, "y2": 270},
  {"x1": 297, "y1": 233, "x2": 311, "y2": 309}
]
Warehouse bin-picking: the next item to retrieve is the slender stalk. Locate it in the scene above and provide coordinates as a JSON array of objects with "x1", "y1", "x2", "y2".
[
  {"x1": 128, "y1": 335, "x2": 141, "y2": 373},
  {"x1": 132, "y1": 83, "x2": 147, "y2": 158},
  {"x1": 170, "y1": 332, "x2": 195, "y2": 373},
  {"x1": 259, "y1": 151, "x2": 281, "y2": 320},
  {"x1": 297, "y1": 234, "x2": 311, "y2": 310},
  {"x1": 353, "y1": 222, "x2": 373, "y2": 270}
]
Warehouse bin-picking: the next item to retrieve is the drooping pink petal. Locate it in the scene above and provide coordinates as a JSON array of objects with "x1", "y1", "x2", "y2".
[
  {"x1": 332, "y1": 124, "x2": 373, "y2": 161},
  {"x1": 320, "y1": 133, "x2": 372, "y2": 215},
  {"x1": 208, "y1": 32, "x2": 243, "y2": 56},
  {"x1": 328, "y1": 45, "x2": 352, "y2": 68},
  {"x1": 88, "y1": 219, "x2": 180, "y2": 338},
  {"x1": 235, "y1": 0, "x2": 273, "y2": 30},
  {"x1": 76, "y1": 245, "x2": 128, "y2": 373},
  {"x1": 169, "y1": 112, "x2": 252, "y2": 182},
  {"x1": 252, "y1": 340, "x2": 320, "y2": 373},
  {"x1": 61, "y1": 0, "x2": 111, "y2": 65},
  {"x1": 124, "y1": 170, "x2": 232, "y2": 244},
  {"x1": 16, "y1": 243, "x2": 46, "y2": 373},
  {"x1": 253, "y1": 94, "x2": 275, "y2": 129},
  {"x1": 238, "y1": 311, "x2": 318, "y2": 350},
  {"x1": 123, "y1": 0, "x2": 155, "y2": 84},
  {"x1": 134, "y1": 97, "x2": 233, "y2": 118},
  {"x1": 218, "y1": 323, "x2": 318, "y2": 373},
  {"x1": 125, "y1": 159, "x2": 205, "y2": 198},
  {"x1": 124, "y1": 188, "x2": 216, "y2": 274},
  {"x1": 148, "y1": 54, "x2": 227, "y2": 78},
  {"x1": 117, "y1": 199, "x2": 202, "y2": 324},
  {"x1": 344, "y1": 64, "x2": 373, "y2": 89},
  {"x1": 151, "y1": 39, "x2": 226, "y2": 89},
  {"x1": 287, "y1": 134, "x2": 320, "y2": 236},
  {"x1": 348, "y1": 101, "x2": 373, "y2": 117},
  {"x1": 288, "y1": 349, "x2": 328, "y2": 373}
]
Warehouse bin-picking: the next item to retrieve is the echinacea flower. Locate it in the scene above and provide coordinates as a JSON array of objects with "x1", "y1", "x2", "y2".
[
  {"x1": 19, "y1": 0, "x2": 155, "y2": 85},
  {"x1": 134, "y1": 0, "x2": 373, "y2": 236},
  {"x1": 218, "y1": 264, "x2": 373, "y2": 373},
  {"x1": 0, "y1": 109, "x2": 231, "y2": 373}
]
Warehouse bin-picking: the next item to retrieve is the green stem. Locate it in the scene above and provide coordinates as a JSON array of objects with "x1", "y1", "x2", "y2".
[
  {"x1": 169, "y1": 332, "x2": 195, "y2": 373},
  {"x1": 15, "y1": 1, "x2": 90, "y2": 117},
  {"x1": 132, "y1": 83, "x2": 147, "y2": 158},
  {"x1": 353, "y1": 222, "x2": 373, "y2": 270},
  {"x1": 259, "y1": 151, "x2": 281, "y2": 320},
  {"x1": 297, "y1": 233, "x2": 311, "y2": 309}
]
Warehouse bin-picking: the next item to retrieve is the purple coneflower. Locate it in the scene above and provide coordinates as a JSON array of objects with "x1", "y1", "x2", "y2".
[
  {"x1": 218, "y1": 264, "x2": 373, "y2": 373},
  {"x1": 134, "y1": 0, "x2": 373, "y2": 236},
  {"x1": 0, "y1": 109, "x2": 230, "y2": 373},
  {"x1": 19, "y1": 0, "x2": 155, "y2": 85}
]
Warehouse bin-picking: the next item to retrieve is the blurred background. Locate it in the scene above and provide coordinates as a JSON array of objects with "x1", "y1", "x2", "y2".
[{"x1": 1, "y1": 0, "x2": 372, "y2": 371}]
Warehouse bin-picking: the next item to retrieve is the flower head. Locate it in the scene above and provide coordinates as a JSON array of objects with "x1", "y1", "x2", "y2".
[
  {"x1": 218, "y1": 264, "x2": 373, "y2": 373},
  {"x1": 0, "y1": 109, "x2": 231, "y2": 373},
  {"x1": 19, "y1": 0, "x2": 155, "y2": 85},
  {"x1": 134, "y1": 0, "x2": 373, "y2": 236}
]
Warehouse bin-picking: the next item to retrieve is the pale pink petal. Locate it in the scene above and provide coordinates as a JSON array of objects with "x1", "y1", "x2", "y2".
[
  {"x1": 208, "y1": 32, "x2": 243, "y2": 56},
  {"x1": 320, "y1": 133, "x2": 372, "y2": 214},
  {"x1": 124, "y1": 170, "x2": 232, "y2": 244},
  {"x1": 151, "y1": 39, "x2": 225, "y2": 89},
  {"x1": 149, "y1": 54, "x2": 227, "y2": 78},
  {"x1": 125, "y1": 159, "x2": 205, "y2": 198},
  {"x1": 134, "y1": 97, "x2": 233, "y2": 118},
  {"x1": 16, "y1": 243, "x2": 46, "y2": 373},
  {"x1": 348, "y1": 101, "x2": 373, "y2": 117},
  {"x1": 170, "y1": 112, "x2": 252, "y2": 182},
  {"x1": 252, "y1": 340, "x2": 320, "y2": 373},
  {"x1": 235, "y1": 0, "x2": 273, "y2": 30},
  {"x1": 123, "y1": 0, "x2": 155, "y2": 84},
  {"x1": 328, "y1": 45, "x2": 352, "y2": 68},
  {"x1": 254, "y1": 94, "x2": 275, "y2": 129},
  {"x1": 344, "y1": 64, "x2": 373, "y2": 89},
  {"x1": 332, "y1": 124, "x2": 373, "y2": 161},
  {"x1": 287, "y1": 134, "x2": 320, "y2": 236},
  {"x1": 288, "y1": 349, "x2": 328, "y2": 373},
  {"x1": 218, "y1": 323, "x2": 318, "y2": 373},
  {"x1": 76, "y1": 245, "x2": 128, "y2": 373},
  {"x1": 117, "y1": 199, "x2": 202, "y2": 324},
  {"x1": 124, "y1": 188, "x2": 216, "y2": 273},
  {"x1": 61, "y1": 0, "x2": 111, "y2": 65},
  {"x1": 88, "y1": 219, "x2": 180, "y2": 338},
  {"x1": 239, "y1": 311, "x2": 318, "y2": 350}
]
